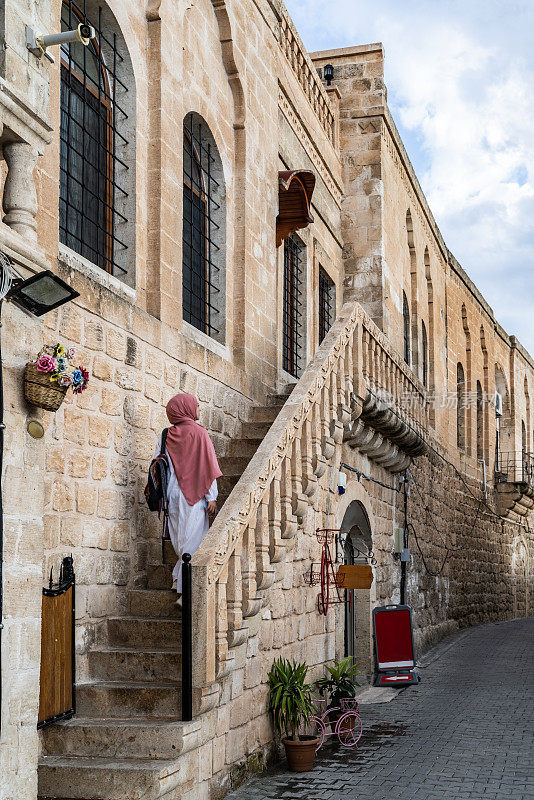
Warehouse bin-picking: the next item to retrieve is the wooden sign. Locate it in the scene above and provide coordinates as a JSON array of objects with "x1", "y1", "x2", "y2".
[{"x1": 336, "y1": 564, "x2": 374, "y2": 590}]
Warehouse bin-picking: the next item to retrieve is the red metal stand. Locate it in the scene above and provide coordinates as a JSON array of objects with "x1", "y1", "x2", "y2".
[{"x1": 307, "y1": 529, "x2": 352, "y2": 615}]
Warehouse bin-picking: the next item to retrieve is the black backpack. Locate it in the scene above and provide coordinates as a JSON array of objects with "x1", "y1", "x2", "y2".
[{"x1": 145, "y1": 428, "x2": 170, "y2": 538}]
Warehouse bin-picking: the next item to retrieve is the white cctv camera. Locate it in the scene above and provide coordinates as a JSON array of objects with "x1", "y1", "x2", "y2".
[{"x1": 26, "y1": 23, "x2": 95, "y2": 58}]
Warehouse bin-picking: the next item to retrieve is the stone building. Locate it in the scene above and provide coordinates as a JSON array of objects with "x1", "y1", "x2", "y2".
[{"x1": 0, "y1": 1, "x2": 532, "y2": 799}]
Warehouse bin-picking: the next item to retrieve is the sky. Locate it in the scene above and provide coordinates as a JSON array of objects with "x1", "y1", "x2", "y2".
[{"x1": 285, "y1": 0, "x2": 534, "y2": 354}]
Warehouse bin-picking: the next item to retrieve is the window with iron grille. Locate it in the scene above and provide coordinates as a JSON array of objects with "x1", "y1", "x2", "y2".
[
  {"x1": 59, "y1": 0, "x2": 131, "y2": 277},
  {"x1": 283, "y1": 235, "x2": 305, "y2": 378},
  {"x1": 457, "y1": 362, "x2": 465, "y2": 449},
  {"x1": 421, "y1": 320, "x2": 428, "y2": 388},
  {"x1": 403, "y1": 291, "x2": 410, "y2": 364},
  {"x1": 319, "y1": 267, "x2": 335, "y2": 344},
  {"x1": 182, "y1": 113, "x2": 225, "y2": 340}
]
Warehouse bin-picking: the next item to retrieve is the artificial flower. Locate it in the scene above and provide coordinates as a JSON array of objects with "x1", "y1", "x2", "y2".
[
  {"x1": 72, "y1": 369, "x2": 83, "y2": 386},
  {"x1": 36, "y1": 354, "x2": 56, "y2": 373},
  {"x1": 59, "y1": 374, "x2": 73, "y2": 387},
  {"x1": 67, "y1": 347, "x2": 77, "y2": 360},
  {"x1": 56, "y1": 357, "x2": 68, "y2": 373},
  {"x1": 54, "y1": 344, "x2": 66, "y2": 357}
]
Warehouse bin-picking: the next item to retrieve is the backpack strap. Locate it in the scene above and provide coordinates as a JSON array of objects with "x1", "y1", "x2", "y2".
[{"x1": 160, "y1": 427, "x2": 169, "y2": 455}]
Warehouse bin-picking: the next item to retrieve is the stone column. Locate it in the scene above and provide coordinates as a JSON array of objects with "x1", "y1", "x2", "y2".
[{"x1": 2, "y1": 141, "x2": 39, "y2": 241}]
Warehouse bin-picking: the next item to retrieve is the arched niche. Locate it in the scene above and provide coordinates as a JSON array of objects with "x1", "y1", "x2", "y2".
[{"x1": 336, "y1": 485, "x2": 376, "y2": 678}]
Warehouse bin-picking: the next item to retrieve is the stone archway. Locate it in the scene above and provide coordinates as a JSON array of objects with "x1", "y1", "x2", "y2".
[{"x1": 336, "y1": 482, "x2": 376, "y2": 680}]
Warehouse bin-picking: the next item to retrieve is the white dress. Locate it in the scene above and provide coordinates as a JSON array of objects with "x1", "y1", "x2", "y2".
[{"x1": 155, "y1": 434, "x2": 218, "y2": 593}]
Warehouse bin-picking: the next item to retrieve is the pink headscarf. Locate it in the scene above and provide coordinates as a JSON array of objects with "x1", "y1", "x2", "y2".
[{"x1": 165, "y1": 394, "x2": 222, "y2": 506}]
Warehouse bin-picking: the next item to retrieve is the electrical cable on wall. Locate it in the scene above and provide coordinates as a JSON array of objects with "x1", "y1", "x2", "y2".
[
  {"x1": 366, "y1": 388, "x2": 531, "y2": 531},
  {"x1": 0, "y1": 252, "x2": 13, "y2": 735},
  {"x1": 339, "y1": 462, "x2": 401, "y2": 494}
]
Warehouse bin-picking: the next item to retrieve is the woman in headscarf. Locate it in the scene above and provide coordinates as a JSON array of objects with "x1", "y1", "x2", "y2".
[{"x1": 155, "y1": 393, "x2": 222, "y2": 604}]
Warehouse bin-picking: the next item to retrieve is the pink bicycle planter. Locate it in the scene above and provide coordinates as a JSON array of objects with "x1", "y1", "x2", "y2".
[{"x1": 300, "y1": 697, "x2": 363, "y2": 750}]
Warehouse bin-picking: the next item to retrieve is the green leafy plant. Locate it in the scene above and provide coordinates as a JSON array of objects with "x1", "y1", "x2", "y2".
[
  {"x1": 268, "y1": 657, "x2": 315, "y2": 741},
  {"x1": 315, "y1": 657, "x2": 360, "y2": 709}
]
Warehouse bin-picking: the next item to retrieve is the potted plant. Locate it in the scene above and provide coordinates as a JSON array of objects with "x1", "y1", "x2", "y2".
[
  {"x1": 315, "y1": 657, "x2": 360, "y2": 732},
  {"x1": 24, "y1": 343, "x2": 89, "y2": 411},
  {"x1": 268, "y1": 656, "x2": 319, "y2": 772}
]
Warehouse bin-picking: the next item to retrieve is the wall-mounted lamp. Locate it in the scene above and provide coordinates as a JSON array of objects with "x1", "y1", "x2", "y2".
[
  {"x1": 323, "y1": 64, "x2": 334, "y2": 86},
  {"x1": 5, "y1": 270, "x2": 79, "y2": 317}
]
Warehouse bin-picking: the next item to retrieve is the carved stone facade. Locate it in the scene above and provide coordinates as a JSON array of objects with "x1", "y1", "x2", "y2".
[{"x1": 0, "y1": 4, "x2": 532, "y2": 800}]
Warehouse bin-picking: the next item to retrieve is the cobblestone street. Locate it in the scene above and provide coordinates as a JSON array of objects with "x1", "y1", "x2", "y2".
[{"x1": 226, "y1": 618, "x2": 534, "y2": 800}]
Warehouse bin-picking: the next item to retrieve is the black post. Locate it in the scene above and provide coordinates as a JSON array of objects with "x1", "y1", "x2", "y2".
[
  {"x1": 181, "y1": 552, "x2": 193, "y2": 721},
  {"x1": 400, "y1": 478, "x2": 408, "y2": 605}
]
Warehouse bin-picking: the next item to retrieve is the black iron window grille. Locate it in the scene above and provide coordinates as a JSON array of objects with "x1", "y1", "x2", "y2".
[
  {"x1": 283, "y1": 235, "x2": 305, "y2": 378},
  {"x1": 421, "y1": 320, "x2": 428, "y2": 388},
  {"x1": 59, "y1": 0, "x2": 129, "y2": 276},
  {"x1": 403, "y1": 291, "x2": 410, "y2": 364},
  {"x1": 319, "y1": 266, "x2": 335, "y2": 344},
  {"x1": 183, "y1": 114, "x2": 221, "y2": 338}
]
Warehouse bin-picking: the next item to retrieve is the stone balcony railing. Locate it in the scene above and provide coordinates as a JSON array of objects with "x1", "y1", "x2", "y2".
[
  {"x1": 0, "y1": 78, "x2": 52, "y2": 271},
  {"x1": 190, "y1": 302, "x2": 428, "y2": 712},
  {"x1": 495, "y1": 450, "x2": 534, "y2": 520},
  {"x1": 278, "y1": 5, "x2": 336, "y2": 148}
]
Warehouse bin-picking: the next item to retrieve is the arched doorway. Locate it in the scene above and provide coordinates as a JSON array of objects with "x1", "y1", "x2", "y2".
[{"x1": 340, "y1": 501, "x2": 373, "y2": 673}]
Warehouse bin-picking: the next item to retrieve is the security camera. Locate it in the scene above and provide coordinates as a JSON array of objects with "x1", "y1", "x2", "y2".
[
  {"x1": 26, "y1": 23, "x2": 95, "y2": 58},
  {"x1": 337, "y1": 470, "x2": 347, "y2": 495}
]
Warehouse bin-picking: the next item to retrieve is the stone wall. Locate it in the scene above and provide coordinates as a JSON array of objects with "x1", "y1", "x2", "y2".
[{"x1": 0, "y1": 1, "x2": 533, "y2": 798}]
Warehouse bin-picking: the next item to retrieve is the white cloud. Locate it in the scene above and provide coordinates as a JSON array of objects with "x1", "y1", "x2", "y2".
[{"x1": 286, "y1": 0, "x2": 534, "y2": 353}]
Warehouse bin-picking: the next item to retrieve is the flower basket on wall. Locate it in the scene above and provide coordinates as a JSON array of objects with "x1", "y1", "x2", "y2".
[
  {"x1": 24, "y1": 344, "x2": 89, "y2": 412},
  {"x1": 24, "y1": 363, "x2": 69, "y2": 411}
]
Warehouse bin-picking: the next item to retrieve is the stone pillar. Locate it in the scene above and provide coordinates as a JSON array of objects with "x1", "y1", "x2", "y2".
[{"x1": 2, "y1": 141, "x2": 39, "y2": 241}]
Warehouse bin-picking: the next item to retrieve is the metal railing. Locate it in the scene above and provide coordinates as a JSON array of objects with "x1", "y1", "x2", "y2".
[{"x1": 495, "y1": 451, "x2": 534, "y2": 486}]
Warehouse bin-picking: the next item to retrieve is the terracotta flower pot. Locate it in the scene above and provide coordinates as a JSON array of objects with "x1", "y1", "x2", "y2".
[{"x1": 282, "y1": 736, "x2": 319, "y2": 772}]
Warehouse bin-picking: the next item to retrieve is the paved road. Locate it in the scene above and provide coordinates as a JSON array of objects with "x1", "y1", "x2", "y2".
[{"x1": 225, "y1": 618, "x2": 534, "y2": 800}]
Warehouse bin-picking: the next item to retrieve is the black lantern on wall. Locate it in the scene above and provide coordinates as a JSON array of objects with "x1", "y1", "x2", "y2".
[{"x1": 323, "y1": 64, "x2": 334, "y2": 86}]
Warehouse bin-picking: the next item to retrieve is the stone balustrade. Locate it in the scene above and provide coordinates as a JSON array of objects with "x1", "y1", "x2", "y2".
[
  {"x1": 190, "y1": 301, "x2": 428, "y2": 711},
  {"x1": 0, "y1": 78, "x2": 52, "y2": 263},
  {"x1": 278, "y1": 8, "x2": 336, "y2": 148}
]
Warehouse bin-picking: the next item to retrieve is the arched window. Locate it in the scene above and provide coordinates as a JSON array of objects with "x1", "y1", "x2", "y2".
[
  {"x1": 476, "y1": 380, "x2": 484, "y2": 462},
  {"x1": 403, "y1": 291, "x2": 410, "y2": 364},
  {"x1": 421, "y1": 320, "x2": 428, "y2": 388},
  {"x1": 522, "y1": 420, "x2": 527, "y2": 480},
  {"x1": 182, "y1": 112, "x2": 225, "y2": 341},
  {"x1": 457, "y1": 362, "x2": 465, "y2": 450},
  {"x1": 59, "y1": 0, "x2": 134, "y2": 279}
]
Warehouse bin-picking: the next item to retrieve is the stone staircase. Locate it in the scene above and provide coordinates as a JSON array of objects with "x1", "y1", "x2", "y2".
[{"x1": 38, "y1": 391, "x2": 290, "y2": 800}]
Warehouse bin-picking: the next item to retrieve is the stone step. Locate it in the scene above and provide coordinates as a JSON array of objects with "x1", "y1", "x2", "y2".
[
  {"x1": 239, "y1": 420, "x2": 274, "y2": 439},
  {"x1": 162, "y1": 539, "x2": 177, "y2": 566},
  {"x1": 267, "y1": 388, "x2": 294, "y2": 405},
  {"x1": 252, "y1": 405, "x2": 281, "y2": 423},
  {"x1": 88, "y1": 647, "x2": 181, "y2": 683},
  {"x1": 218, "y1": 455, "x2": 251, "y2": 475},
  {"x1": 146, "y1": 564, "x2": 173, "y2": 590},
  {"x1": 38, "y1": 754, "x2": 187, "y2": 800},
  {"x1": 76, "y1": 681, "x2": 182, "y2": 719},
  {"x1": 41, "y1": 717, "x2": 191, "y2": 760},
  {"x1": 218, "y1": 474, "x2": 240, "y2": 498},
  {"x1": 227, "y1": 437, "x2": 263, "y2": 458},
  {"x1": 127, "y1": 589, "x2": 180, "y2": 619},
  {"x1": 106, "y1": 618, "x2": 181, "y2": 650}
]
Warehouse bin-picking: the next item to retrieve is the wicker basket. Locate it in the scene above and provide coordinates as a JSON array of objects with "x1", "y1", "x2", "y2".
[{"x1": 24, "y1": 363, "x2": 68, "y2": 412}]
